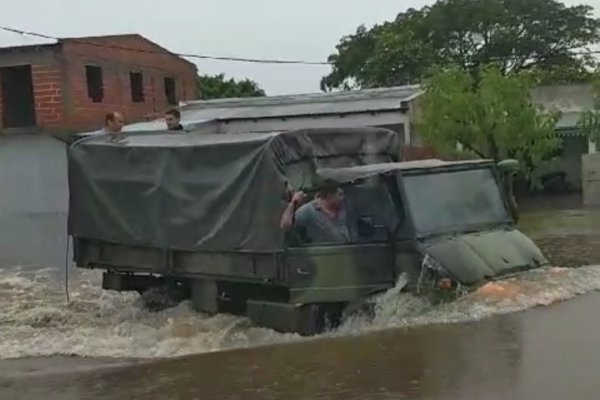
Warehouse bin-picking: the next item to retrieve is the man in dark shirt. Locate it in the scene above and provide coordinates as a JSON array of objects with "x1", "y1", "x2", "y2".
[{"x1": 165, "y1": 108, "x2": 184, "y2": 131}]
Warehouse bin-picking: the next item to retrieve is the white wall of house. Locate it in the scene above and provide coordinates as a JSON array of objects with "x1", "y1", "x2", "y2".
[
  {"x1": 531, "y1": 83, "x2": 600, "y2": 193},
  {"x1": 556, "y1": 136, "x2": 588, "y2": 190},
  {"x1": 531, "y1": 84, "x2": 593, "y2": 116}
]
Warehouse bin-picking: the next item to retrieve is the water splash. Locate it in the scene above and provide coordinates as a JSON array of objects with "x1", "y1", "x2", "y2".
[
  {"x1": 336, "y1": 265, "x2": 600, "y2": 334},
  {"x1": 1, "y1": 265, "x2": 599, "y2": 359},
  {"x1": 0, "y1": 267, "x2": 299, "y2": 359}
]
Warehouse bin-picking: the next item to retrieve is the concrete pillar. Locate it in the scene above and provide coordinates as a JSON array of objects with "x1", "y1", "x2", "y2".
[
  {"x1": 588, "y1": 137, "x2": 597, "y2": 154},
  {"x1": 404, "y1": 122, "x2": 411, "y2": 145}
]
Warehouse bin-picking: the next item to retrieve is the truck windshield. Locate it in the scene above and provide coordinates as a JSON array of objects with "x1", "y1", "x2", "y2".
[{"x1": 402, "y1": 168, "x2": 510, "y2": 236}]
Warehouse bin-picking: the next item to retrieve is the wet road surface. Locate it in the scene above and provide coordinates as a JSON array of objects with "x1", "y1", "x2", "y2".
[{"x1": 2, "y1": 290, "x2": 599, "y2": 400}]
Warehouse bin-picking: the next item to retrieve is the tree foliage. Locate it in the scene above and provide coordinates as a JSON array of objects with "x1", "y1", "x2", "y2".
[
  {"x1": 198, "y1": 74, "x2": 266, "y2": 100},
  {"x1": 322, "y1": 0, "x2": 600, "y2": 90},
  {"x1": 418, "y1": 65, "x2": 562, "y2": 188}
]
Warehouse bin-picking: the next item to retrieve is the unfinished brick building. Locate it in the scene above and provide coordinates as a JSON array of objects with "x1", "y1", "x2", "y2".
[{"x1": 0, "y1": 34, "x2": 198, "y2": 133}]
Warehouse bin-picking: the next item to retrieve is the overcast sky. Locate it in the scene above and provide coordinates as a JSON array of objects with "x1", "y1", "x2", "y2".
[{"x1": 1, "y1": 0, "x2": 598, "y2": 95}]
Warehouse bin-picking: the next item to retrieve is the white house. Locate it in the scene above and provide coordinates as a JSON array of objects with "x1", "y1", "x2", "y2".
[
  {"x1": 530, "y1": 84, "x2": 597, "y2": 191},
  {"x1": 123, "y1": 85, "x2": 424, "y2": 148}
]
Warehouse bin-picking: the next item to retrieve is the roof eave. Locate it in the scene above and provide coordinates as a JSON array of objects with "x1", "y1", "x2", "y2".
[
  {"x1": 0, "y1": 42, "x2": 61, "y2": 55},
  {"x1": 214, "y1": 107, "x2": 408, "y2": 123}
]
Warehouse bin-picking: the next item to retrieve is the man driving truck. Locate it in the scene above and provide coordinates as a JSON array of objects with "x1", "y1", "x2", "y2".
[{"x1": 280, "y1": 186, "x2": 350, "y2": 244}]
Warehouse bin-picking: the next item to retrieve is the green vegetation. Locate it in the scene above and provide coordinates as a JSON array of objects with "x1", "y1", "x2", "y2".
[
  {"x1": 197, "y1": 74, "x2": 266, "y2": 100},
  {"x1": 418, "y1": 65, "x2": 561, "y2": 188},
  {"x1": 322, "y1": 0, "x2": 600, "y2": 91}
]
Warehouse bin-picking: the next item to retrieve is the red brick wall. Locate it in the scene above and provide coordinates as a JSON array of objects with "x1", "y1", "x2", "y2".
[
  {"x1": 60, "y1": 35, "x2": 198, "y2": 132},
  {"x1": 0, "y1": 59, "x2": 65, "y2": 131},
  {"x1": 31, "y1": 64, "x2": 64, "y2": 128}
]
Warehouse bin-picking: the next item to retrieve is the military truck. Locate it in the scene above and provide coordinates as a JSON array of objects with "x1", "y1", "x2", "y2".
[{"x1": 68, "y1": 127, "x2": 548, "y2": 335}]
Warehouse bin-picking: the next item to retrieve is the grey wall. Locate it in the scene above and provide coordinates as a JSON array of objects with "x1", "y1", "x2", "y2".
[
  {"x1": 0, "y1": 134, "x2": 70, "y2": 271},
  {"x1": 582, "y1": 153, "x2": 600, "y2": 206},
  {"x1": 557, "y1": 136, "x2": 588, "y2": 190}
]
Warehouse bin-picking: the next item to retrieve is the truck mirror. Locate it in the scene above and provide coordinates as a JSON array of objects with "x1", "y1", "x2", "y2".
[{"x1": 497, "y1": 159, "x2": 519, "y2": 173}]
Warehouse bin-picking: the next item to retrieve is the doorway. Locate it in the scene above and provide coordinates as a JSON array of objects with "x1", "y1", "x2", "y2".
[{"x1": 1, "y1": 65, "x2": 36, "y2": 128}]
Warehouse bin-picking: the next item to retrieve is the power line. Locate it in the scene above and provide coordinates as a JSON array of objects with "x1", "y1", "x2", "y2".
[
  {"x1": 2, "y1": 24, "x2": 600, "y2": 67},
  {"x1": 0, "y1": 25, "x2": 332, "y2": 66}
]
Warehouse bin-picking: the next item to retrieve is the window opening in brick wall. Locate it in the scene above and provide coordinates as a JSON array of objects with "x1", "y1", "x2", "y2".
[
  {"x1": 164, "y1": 77, "x2": 177, "y2": 105},
  {"x1": 130, "y1": 71, "x2": 144, "y2": 102},
  {"x1": 0, "y1": 65, "x2": 36, "y2": 128},
  {"x1": 85, "y1": 65, "x2": 103, "y2": 103}
]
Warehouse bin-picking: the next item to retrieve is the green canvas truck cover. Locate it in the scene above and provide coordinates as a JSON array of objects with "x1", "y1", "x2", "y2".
[{"x1": 67, "y1": 127, "x2": 401, "y2": 253}]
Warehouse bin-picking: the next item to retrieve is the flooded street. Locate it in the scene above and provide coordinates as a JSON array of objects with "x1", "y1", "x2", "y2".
[
  {"x1": 1, "y1": 207, "x2": 600, "y2": 399},
  {"x1": 1, "y1": 264, "x2": 600, "y2": 399},
  {"x1": 1, "y1": 287, "x2": 600, "y2": 400}
]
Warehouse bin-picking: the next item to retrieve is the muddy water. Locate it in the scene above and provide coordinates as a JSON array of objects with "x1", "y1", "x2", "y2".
[
  {"x1": 2, "y1": 265, "x2": 600, "y2": 359},
  {"x1": 0, "y1": 267, "x2": 298, "y2": 359},
  {"x1": 1, "y1": 264, "x2": 600, "y2": 399},
  {"x1": 2, "y1": 290, "x2": 600, "y2": 400}
]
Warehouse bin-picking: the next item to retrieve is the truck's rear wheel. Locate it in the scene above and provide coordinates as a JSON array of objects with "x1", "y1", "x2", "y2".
[
  {"x1": 139, "y1": 282, "x2": 189, "y2": 312},
  {"x1": 245, "y1": 300, "x2": 345, "y2": 336}
]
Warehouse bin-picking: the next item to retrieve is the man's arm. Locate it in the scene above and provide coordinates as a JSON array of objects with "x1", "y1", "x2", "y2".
[{"x1": 280, "y1": 192, "x2": 306, "y2": 230}]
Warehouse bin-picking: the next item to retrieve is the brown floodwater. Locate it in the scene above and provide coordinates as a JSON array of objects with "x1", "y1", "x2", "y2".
[{"x1": 2, "y1": 289, "x2": 599, "y2": 400}]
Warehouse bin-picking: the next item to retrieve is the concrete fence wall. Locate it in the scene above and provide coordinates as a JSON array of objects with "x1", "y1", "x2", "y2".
[
  {"x1": 0, "y1": 134, "x2": 71, "y2": 271},
  {"x1": 582, "y1": 153, "x2": 600, "y2": 206}
]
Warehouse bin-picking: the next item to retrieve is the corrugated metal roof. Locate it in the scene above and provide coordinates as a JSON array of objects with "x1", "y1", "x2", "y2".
[
  {"x1": 76, "y1": 84, "x2": 597, "y2": 137},
  {"x1": 186, "y1": 85, "x2": 421, "y2": 108},
  {"x1": 77, "y1": 85, "x2": 422, "y2": 135},
  {"x1": 180, "y1": 85, "x2": 422, "y2": 121},
  {"x1": 554, "y1": 111, "x2": 587, "y2": 137},
  {"x1": 179, "y1": 97, "x2": 408, "y2": 122},
  {"x1": 555, "y1": 127, "x2": 585, "y2": 137}
]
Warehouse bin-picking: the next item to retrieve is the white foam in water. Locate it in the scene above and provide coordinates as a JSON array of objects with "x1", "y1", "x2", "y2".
[
  {"x1": 337, "y1": 265, "x2": 600, "y2": 334},
  {"x1": 0, "y1": 267, "x2": 300, "y2": 359},
  {"x1": 1, "y1": 265, "x2": 600, "y2": 359}
]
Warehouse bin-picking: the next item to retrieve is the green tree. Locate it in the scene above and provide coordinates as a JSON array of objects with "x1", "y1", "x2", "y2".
[
  {"x1": 322, "y1": 0, "x2": 600, "y2": 90},
  {"x1": 198, "y1": 74, "x2": 266, "y2": 99},
  {"x1": 418, "y1": 65, "x2": 562, "y2": 188}
]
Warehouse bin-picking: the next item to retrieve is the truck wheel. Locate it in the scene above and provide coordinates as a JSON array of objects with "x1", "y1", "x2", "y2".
[
  {"x1": 140, "y1": 283, "x2": 188, "y2": 312},
  {"x1": 301, "y1": 303, "x2": 344, "y2": 335}
]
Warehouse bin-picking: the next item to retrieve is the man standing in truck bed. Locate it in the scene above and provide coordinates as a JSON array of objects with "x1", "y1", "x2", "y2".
[
  {"x1": 165, "y1": 109, "x2": 184, "y2": 131},
  {"x1": 104, "y1": 111, "x2": 124, "y2": 134}
]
